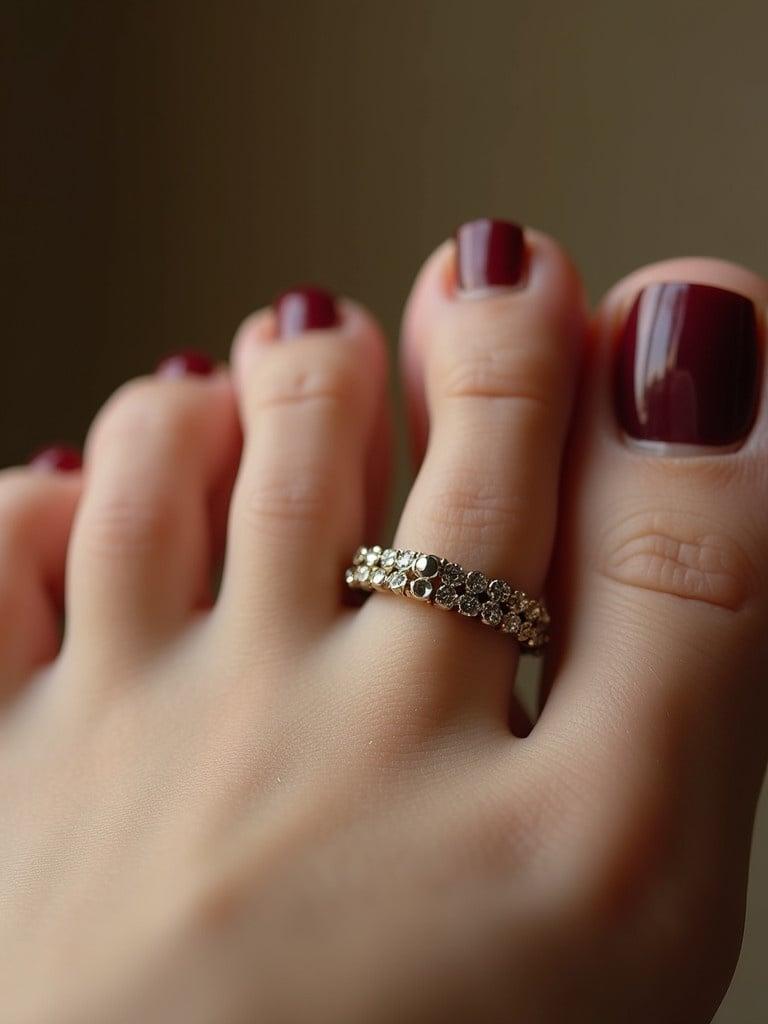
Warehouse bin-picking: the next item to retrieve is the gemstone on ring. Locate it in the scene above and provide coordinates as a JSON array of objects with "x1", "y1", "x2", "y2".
[
  {"x1": 501, "y1": 611, "x2": 521, "y2": 635},
  {"x1": 365, "y1": 545, "x2": 383, "y2": 566},
  {"x1": 487, "y1": 579, "x2": 511, "y2": 603},
  {"x1": 413, "y1": 553, "x2": 441, "y2": 578},
  {"x1": 408, "y1": 577, "x2": 434, "y2": 601},
  {"x1": 441, "y1": 562, "x2": 465, "y2": 586},
  {"x1": 434, "y1": 584, "x2": 458, "y2": 609},
  {"x1": 465, "y1": 571, "x2": 488, "y2": 595},
  {"x1": 458, "y1": 594, "x2": 481, "y2": 617},
  {"x1": 397, "y1": 550, "x2": 416, "y2": 571},
  {"x1": 380, "y1": 548, "x2": 397, "y2": 570},
  {"x1": 480, "y1": 601, "x2": 502, "y2": 627},
  {"x1": 518, "y1": 622, "x2": 535, "y2": 643},
  {"x1": 370, "y1": 567, "x2": 390, "y2": 590},
  {"x1": 354, "y1": 565, "x2": 371, "y2": 585},
  {"x1": 388, "y1": 571, "x2": 408, "y2": 594}
]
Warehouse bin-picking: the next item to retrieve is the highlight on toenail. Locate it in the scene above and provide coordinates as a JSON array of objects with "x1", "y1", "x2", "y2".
[
  {"x1": 455, "y1": 218, "x2": 525, "y2": 292},
  {"x1": 28, "y1": 445, "x2": 83, "y2": 473},
  {"x1": 155, "y1": 350, "x2": 215, "y2": 378},
  {"x1": 273, "y1": 286, "x2": 339, "y2": 339},
  {"x1": 615, "y1": 281, "x2": 759, "y2": 448}
]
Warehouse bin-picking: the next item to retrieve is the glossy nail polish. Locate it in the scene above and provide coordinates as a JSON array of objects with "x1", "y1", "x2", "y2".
[
  {"x1": 616, "y1": 282, "x2": 759, "y2": 447},
  {"x1": 155, "y1": 349, "x2": 214, "y2": 378},
  {"x1": 274, "y1": 286, "x2": 339, "y2": 339},
  {"x1": 455, "y1": 218, "x2": 525, "y2": 291},
  {"x1": 28, "y1": 445, "x2": 83, "y2": 472}
]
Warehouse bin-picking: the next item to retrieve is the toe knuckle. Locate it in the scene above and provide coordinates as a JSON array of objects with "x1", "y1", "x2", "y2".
[
  {"x1": 236, "y1": 345, "x2": 368, "y2": 533},
  {"x1": 424, "y1": 471, "x2": 528, "y2": 544},
  {"x1": 237, "y1": 470, "x2": 333, "y2": 531},
  {"x1": 251, "y1": 345, "x2": 361, "y2": 420},
  {"x1": 432, "y1": 320, "x2": 559, "y2": 412},
  {"x1": 81, "y1": 491, "x2": 180, "y2": 556},
  {"x1": 598, "y1": 506, "x2": 758, "y2": 611}
]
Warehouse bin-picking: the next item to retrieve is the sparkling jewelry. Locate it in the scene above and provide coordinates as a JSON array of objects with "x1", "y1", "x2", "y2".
[{"x1": 345, "y1": 546, "x2": 550, "y2": 652}]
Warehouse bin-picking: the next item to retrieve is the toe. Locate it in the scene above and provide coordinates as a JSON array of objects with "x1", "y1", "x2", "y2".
[
  {"x1": 397, "y1": 221, "x2": 584, "y2": 590},
  {"x1": 371, "y1": 220, "x2": 585, "y2": 717},
  {"x1": 65, "y1": 366, "x2": 240, "y2": 662},
  {"x1": 217, "y1": 289, "x2": 391, "y2": 641},
  {"x1": 0, "y1": 459, "x2": 81, "y2": 695},
  {"x1": 539, "y1": 258, "x2": 768, "y2": 911}
]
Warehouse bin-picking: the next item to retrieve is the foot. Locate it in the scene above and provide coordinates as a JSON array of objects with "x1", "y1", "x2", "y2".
[{"x1": 1, "y1": 228, "x2": 766, "y2": 1024}]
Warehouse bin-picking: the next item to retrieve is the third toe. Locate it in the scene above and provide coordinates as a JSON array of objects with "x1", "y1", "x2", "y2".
[{"x1": 217, "y1": 290, "x2": 392, "y2": 643}]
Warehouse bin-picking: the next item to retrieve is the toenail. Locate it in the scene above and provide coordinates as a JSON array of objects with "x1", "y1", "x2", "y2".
[
  {"x1": 455, "y1": 218, "x2": 525, "y2": 292},
  {"x1": 28, "y1": 444, "x2": 83, "y2": 472},
  {"x1": 155, "y1": 350, "x2": 215, "y2": 378},
  {"x1": 615, "y1": 282, "x2": 760, "y2": 449},
  {"x1": 274, "y1": 286, "x2": 339, "y2": 338}
]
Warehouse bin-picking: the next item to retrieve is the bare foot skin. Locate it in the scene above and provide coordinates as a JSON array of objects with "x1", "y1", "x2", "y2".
[{"x1": 1, "y1": 222, "x2": 766, "y2": 1023}]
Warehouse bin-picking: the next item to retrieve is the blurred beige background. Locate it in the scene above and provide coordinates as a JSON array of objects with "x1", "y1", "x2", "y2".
[{"x1": 2, "y1": 1, "x2": 767, "y2": 1018}]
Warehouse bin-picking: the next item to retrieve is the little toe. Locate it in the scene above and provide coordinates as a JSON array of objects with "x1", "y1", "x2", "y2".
[{"x1": 0, "y1": 453, "x2": 81, "y2": 696}]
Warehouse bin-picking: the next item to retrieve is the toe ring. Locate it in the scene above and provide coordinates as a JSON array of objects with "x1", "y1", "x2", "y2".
[{"x1": 344, "y1": 546, "x2": 549, "y2": 653}]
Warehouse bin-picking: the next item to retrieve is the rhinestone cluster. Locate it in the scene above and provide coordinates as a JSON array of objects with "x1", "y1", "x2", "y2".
[{"x1": 345, "y1": 546, "x2": 550, "y2": 653}]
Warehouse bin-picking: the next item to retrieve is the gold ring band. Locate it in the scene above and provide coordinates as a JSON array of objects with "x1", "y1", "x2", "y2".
[{"x1": 344, "y1": 546, "x2": 549, "y2": 653}]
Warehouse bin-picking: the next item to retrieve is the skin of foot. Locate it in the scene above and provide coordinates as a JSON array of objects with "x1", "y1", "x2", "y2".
[{"x1": 1, "y1": 222, "x2": 766, "y2": 1024}]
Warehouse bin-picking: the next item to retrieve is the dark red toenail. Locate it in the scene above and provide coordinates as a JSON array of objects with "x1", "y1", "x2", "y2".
[
  {"x1": 28, "y1": 445, "x2": 83, "y2": 472},
  {"x1": 155, "y1": 350, "x2": 215, "y2": 378},
  {"x1": 616, "y1": 282, "x2": 759, "y2": 447},
  {"x1": 455, "y1": 218, "x2": 525, "y2": 290},
  {"x1": 274, "y1": 286, "x2": 339, "y2": 338}
]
